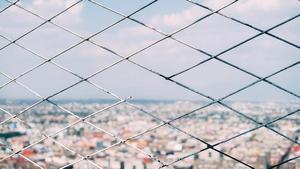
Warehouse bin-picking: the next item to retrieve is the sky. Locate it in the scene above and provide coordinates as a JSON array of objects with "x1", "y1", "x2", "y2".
[{"x1": 0, "y1": 0, "x2": 299, "y2": 102}]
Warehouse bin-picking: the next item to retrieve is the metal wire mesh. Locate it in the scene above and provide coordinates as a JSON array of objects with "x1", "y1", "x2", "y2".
[{"x1": 0, "y1": 0, "x2": 299, "y2": 168}]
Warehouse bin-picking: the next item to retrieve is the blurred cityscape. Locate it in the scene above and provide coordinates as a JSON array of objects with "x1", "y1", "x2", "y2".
[{"x1": 0, "y1": 100, "x2": 299, "y2": 169}]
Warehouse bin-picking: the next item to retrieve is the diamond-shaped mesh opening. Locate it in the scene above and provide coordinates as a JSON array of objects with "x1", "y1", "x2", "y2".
[
  {"x1": 48, "y1": 81, "x2": 119, "y2": 112},
  {"x1": 276, "y1": 161, "x2": 300, "y2": 169},
  {"x1": 0, "y1": 82, "x2": 40, "y2": 101},
  {"x1": 53, "y1": 41, "x2": 120, "y2": 78},
  {"x1": 89, "y1": 143, "x2": 162, "y2": 169},
  {"x1": 0, "y1": 36, "x2": 10, "y2": 49},
  {"x1": 15, "y1": 101, "x2": 77, "y2": 136},
  {"x1": 0, "y1": 1, "x2": 13, "y2": 11},
  {"x1": 0, "y1": 154, "x2": 41, "y2": 169},
  {"x1": 133, "y1": 100, "x2": 204, "y2": 122},
  {"x1": 128, "y1": 125, "x2": 207, "y2": 165},
  {"x1": 0, "y1": 4, "x2": 43, "y2": 39},
  {"x1": 73, "y1": 160, "x2": 101, "y2": 169},
  {"x1": 167, "y1": 147, "x2": 251, "y2": 169},
  {"x1": 173, "y1": 13, "x2": 257, "y2": 55},
  {"x1": 219, "y1": 35, "x2": 300, "y2": 77},
  {"x1": 171, "y1": 103, "x2": 257, "y2": 145},
  {"x1": 22, "y1": 138, "x2": 82, "y2": 168},
  {"x1": 270, "y1": 17, "x2": 300, "y2": 47},
  {"x1": 90, "y1": 61, "x2": 210, "y2": 101},
  {"x1": 55, "y1": 121, "x2": 118, "y2": 157},
  {"x1": 52, "y1": 0, "x2": 122, "y2": 38},
  {"x1": 191, "y1": 0, "x2": 234, "y2": 10},
  {"x1": 91, "y1": 19, "x2": 164, "y2": 57},
  {"x1": 132, "y1": 0, "x2": 210, "y2": 34},
  {"x1": 225, "y1": 81, "x2": 300, "y2": 102},
  {"x1": 91, "y1": 0, "x2": 154, "y2": 16},
  {"x1": 268, "y1": 63, "x2": 300, "y2": 98},
  {"x1": 0, "y1": 108, "x2": 11, "y2": 123},
  {"x1": 131, "y1": 38, "x2": 209, "y2": 77},
  {"x1": 0, "y1": 43, "x2": 44, "y2": 78},
  {"x1": 223, "y1": 82, "x2": 300, "y2": 123},
  {"x1": 0, "y1": 101, "x2": 34, "y2": 118},
  {"x1": 17, "y1": 22, "x2": 82, "y2": 59},
  {"x1": 17, "y1": 0, "x2": 81, "y2": 19},
  {"x1": 0, "y1": 73, "x2": 10, "y2": 87},
  {"x1": 215, "y1": 127, "x2": 297, "y2": 168},
  {"x1": 0, "y1": 118, "x2": 44, "y2": 159},
  {"x1": 220, "y1": 0, "x2": 300, "y2": 29},
  {"x1": 87, "y1": 102, "x2": 161, "y2": 139},
  {"x1": 51, "y1": 79, "x2": 118, "y2": 100},
  {"x1": 18, "y1": 62, "x2": 80, "y2": 97},
  {"x1": 268, "y1": 112, "x2": 300, "y2": 147},
  {"x1": 173, "y1": 59, "x2": 256, "y2": 99}
]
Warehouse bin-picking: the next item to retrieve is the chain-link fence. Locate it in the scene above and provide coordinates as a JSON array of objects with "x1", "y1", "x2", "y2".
[{"x1": 0, "y1": 0, "x2": 299, "y2": 168}]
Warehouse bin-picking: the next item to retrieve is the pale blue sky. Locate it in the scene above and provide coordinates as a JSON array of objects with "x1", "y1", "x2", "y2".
[{"x1": 0, "y1": 0, "x2": 299, "y2": 101}]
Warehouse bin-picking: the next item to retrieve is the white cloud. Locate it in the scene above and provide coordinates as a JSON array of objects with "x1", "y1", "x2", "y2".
[
  {"x1": 148, "y1": 6, "x2": 206, "y2": 29},
  {"x1": 144, "y1": 0, "x2": 299, "y2": 30},
  {"x1": 42, "y1": 0, "x2": 82, "y2": 24},
  {"x1": 18, "y1": 0, "x2": 83, "y2": 25},
  {"x1": 0, "y1": 0, "x2": 84, "y2": 40},
  {"x1": 229, "y1": 0, "x2": 288, "y2": 12},
  {"x1": 199, "y1": 0, "x2": 297, "y2": 12}
]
